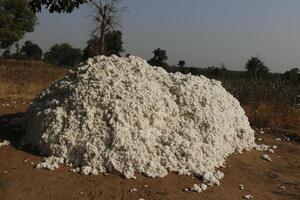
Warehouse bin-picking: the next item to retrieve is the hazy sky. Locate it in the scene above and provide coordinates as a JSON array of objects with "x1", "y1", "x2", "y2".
[{"x1": 23, "y1": 0, "x2": 300, "y2": 72}]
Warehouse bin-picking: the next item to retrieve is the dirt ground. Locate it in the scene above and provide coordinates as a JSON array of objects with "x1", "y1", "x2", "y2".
[{"x1": 0, "y1": 97, "x2": 299, "y2": 200}]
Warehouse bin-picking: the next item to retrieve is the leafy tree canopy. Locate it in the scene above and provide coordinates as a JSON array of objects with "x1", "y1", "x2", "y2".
[
  {"x1": 0, "y1": 0, "x2": 36, "y2": 49},
  {"x1": 82, "y1": 30, "x2": 124, "y2": 59},
  {"x1": 44, "y1": 43, "x2": 82, "y2": 67},
  {"x1": 148, "y1": 48, "x2": 168, "y2": 67},
  {"x1": 281, "y1": 67, "x2": 299, "y2": 84},
  {"x1": 105, "y1": 30, "x2": 124, "y2": 56},
  {"x1": 21, "y1": 41, "x2": 43, "y2": 59},
  {"x1": 245, "y1": 57, "x2": 269, "y2": 79},
  {"x1": 29, "y1": 0, "x2": 91, "y2": 13},
  {"x1": 178, "y1": 60, "x2": 185, "y2": 68}
]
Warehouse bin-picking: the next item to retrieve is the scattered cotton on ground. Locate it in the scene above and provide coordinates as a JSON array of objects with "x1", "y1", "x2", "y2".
[
  {"x1": 24, "y1": 55, "x2": 255, "y2": 190},
  {"x1": 0, "y1": 140, "x2": 10, "y2": 148}
]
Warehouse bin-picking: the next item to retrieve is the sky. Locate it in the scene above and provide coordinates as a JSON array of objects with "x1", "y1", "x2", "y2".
[{"x1": 23, "y1": 0, "x2": 300, "y2": 72}]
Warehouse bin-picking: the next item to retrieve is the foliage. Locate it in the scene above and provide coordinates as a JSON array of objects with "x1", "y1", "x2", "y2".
[
  {"x1": 245, "y1": 57, "x2": 269, "y2": 79},
  {"x1": 29, "y1": 0, "x2": 91, "y2": 13},
  {"x1": 83, "y1": 30, "x2": 124, "y2": 59},
  {"x1": 281, "y1": 68, "x2": 299, "y2": 85},
  {"x1": 148, "y1": 48, "x2": 168, "y2": 67},
  {"x1": 89, "y1": 0, "x2": 125, "y2": 55},
  {"x1": 10, "y1": 43, "x2": 26, "y2": 60},
  {"x1": 44, "y1": 43, "x2": 82, "y2": 67},
  {"x1": 105, "y1": 30, "x2": 124, "y2": 56},
  {"x1": 0, "y1": 0, "x2": 36, "y2": 49},
  {"x1": 20, "y1": 41, "x2": 43, "y2": 59},
  {"x1": 178, "y1": 60, "x2": 185, "y2": 68}
]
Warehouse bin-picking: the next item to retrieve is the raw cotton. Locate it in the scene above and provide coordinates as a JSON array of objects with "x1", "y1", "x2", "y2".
[
  {"x1": 24, "y1": 55, "x2": 255, "y2": 182},
  {"x1": 0, "y1": 140, "x2": 10, "y2": 147}
]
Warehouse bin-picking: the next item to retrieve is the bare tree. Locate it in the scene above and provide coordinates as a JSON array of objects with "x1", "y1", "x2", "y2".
[{"x1": 89, "y1": 0, "x2": 126, "y2": 55}]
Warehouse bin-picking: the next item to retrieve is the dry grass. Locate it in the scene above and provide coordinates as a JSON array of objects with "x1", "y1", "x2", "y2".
[
  {"x1": 0, "y1": 59, "x2": 67, "y2": 99},
  {"x1": 243, "y1": 102, "x2": 299, "y2": 130}
]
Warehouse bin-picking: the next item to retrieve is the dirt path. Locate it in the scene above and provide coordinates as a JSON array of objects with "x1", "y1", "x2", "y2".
[{"x1": 0, "y1": 100, "x2": 299, "y2": 200}]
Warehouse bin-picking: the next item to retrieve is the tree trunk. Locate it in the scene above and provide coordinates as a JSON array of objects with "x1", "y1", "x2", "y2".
[{"x1": 99, "y1": 28, "x2": 105, "y2": 55}]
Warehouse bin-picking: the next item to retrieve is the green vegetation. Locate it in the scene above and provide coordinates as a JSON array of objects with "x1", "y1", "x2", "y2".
[
  {"x1": 21, "y1": 41, "x2": 43, "y2": 60},
  {"x1": 178, "y1": 60, "x2": 186, "y2": 68},
  {"x1": 44, "y1": 43, "x2": 82, "y2": 67},
  {"x1": 0, "y1": 0, "x2": 36, "y2": 49},
  {"x1": 29, "y1": 0, "x2": 91, "y2": 13},
  {"x1": 245, "y1": 57, "x2": 269, "y2": 79},
  {"x1": 83, "y1": 30, "x2": 124, "y2": 59},
  {"x1": 105, "y1": 31, "x2": 124, "y2": 56},
  {"x1": 148, "y1": 48, "x2": 168, "y2": 67}
]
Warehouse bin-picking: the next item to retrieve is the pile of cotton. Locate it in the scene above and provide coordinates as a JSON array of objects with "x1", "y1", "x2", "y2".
[{"x1": 24, "y1": 55, "x2": 255, "y2": 188}]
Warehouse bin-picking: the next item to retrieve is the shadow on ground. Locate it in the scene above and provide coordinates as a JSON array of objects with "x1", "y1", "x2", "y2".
[{"x1": 0, "y1": 113, "x2": 42, "y2": 156}]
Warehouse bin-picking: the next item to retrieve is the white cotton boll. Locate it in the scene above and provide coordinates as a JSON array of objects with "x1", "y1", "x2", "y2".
[
  {"x1": 190, "y1": 184, "x2": 202, "y2": 193},
  {"x1": 255, "y1": 144, "x2": 270, "y2": 152},
  {"x1": 261, "y1": 154, "x2": 272, "y2": 162},
  {"x1": 244, "y1": 194, "x2": 254, "y2": 199},
  {"x1": 129, "y1": 188, "x2": 138, "y2": 193},
  {"x1": 0, "y1": 140, "x2": 10, "y2": 147},
  {"x1": 81, "y1": 166, "x2": 92, "y2": 175},
  {"x1": 239, "y1": 184, "x2": 245, "y2": 190}
]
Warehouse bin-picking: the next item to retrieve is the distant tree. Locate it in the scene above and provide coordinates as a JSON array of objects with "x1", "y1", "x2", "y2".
[
  {"x1": 105, "y1": 30, "x2": 124, "y2": 56},
  {"x1": 281, "y1": 68, "x2": 299, "y2": 84},
  {"x1": 44, "y1": 43, "x2": 82, "y2": 67},
  {"x1": 148, "y1": 48, "x2": 168, "y2": 67},
  {"x1": 11, "y1": 43, "x2": 26, "y2": 60},
  {"x1": 29, "y1": 0, "x2": 93, "y2": 13},
  {"x1": 83, "y1": 30, "x2": 124, "y2": 59},
  {"x1": 245, "y1": 57, "x2": 269, "y2": 79},
  {"x1": 0, "y1": 0, "x2": 36, "y2": 49},
  {"x1": 20, "y1": 41, "x2": 43, "y2": 59},
  {"x1": 88, "y1": 0, "x2": 126, "y2": 56},
  {"x1": 178, "y1": 60, "x2": 186, "y2": 68},
  {"x1": 82, "y1": 38, "x2": 96, "y2": 60}
]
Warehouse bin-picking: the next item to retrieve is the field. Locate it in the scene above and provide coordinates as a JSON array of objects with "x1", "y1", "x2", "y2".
[{"x1": 0, "y1": 59, "x2": 299, "y2": 200}]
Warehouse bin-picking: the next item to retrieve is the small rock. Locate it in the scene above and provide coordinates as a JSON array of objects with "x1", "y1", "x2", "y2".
[
  {"x1": 79, "y1": 192, "x2": 84, "y2": 195},
  {"x1": 275, "y1": 138, "x2": 281, "y2": 141},
  {"x1": 3, "y1": 170, "x2": 8, "y2": 174},
  {"x1": 257, "y1": 138, "x2": 263, "y2": 141}
]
